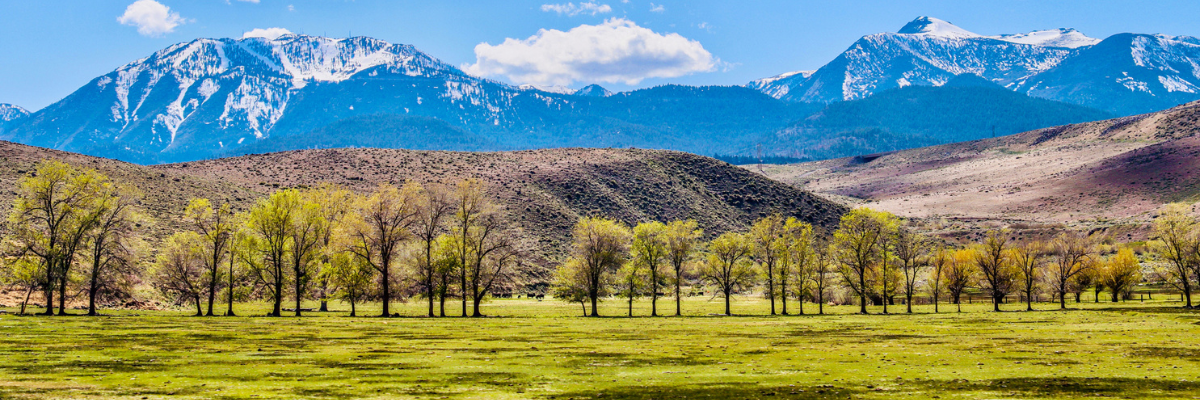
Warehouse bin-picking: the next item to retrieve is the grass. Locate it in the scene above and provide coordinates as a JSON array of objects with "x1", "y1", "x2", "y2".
[{"x1": 2, "y1": 297, "x2": 1200, "y2": 399}]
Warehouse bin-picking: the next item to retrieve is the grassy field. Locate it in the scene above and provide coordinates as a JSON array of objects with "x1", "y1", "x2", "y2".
[{"x1": 2, "y1": 297, "x2": 1200, "y2": 399}]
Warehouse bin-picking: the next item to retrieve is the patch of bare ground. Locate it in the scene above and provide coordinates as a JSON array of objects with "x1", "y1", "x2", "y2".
[{"x1": 757, "y1": 101, "x2": 1200, "y2": 239}]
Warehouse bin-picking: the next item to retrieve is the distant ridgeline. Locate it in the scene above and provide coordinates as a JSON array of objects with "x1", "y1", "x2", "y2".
[{"x1": 8, "y1": 15, "x2": 1200, "y2": 164}]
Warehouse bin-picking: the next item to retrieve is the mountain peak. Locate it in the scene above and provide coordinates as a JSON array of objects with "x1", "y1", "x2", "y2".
[
  {"x1": 897, "y1": 16, "x2": 979, "y2": 39},
  {"x1": 0, "y1": 103, "x2": 30, "y2": 122},
  {"x1": 576, "y1": 84, "x2": 613, "y2": 97},
  {"x1": 990, "y1": 28, "x2": 1100, "y2": 48}
]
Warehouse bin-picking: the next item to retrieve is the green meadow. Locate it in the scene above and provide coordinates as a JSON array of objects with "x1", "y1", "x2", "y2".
[{"x1": 2, "y1": 298, "x2": 1199, "y2": 400}]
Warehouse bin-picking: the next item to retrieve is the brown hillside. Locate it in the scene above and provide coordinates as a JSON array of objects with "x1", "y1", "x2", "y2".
[
  {"x1": 161, "y1": 148, "x2": 846, "y2": 276},
  {"x1": 0, "y1": 142, "x2": 846, "y2": 282},
  {"x1": 759, "y1": 101, "x2": 1200, "y2": 239}
]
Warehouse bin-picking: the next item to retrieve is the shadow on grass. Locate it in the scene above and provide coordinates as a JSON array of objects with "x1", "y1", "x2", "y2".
[
  {"x1": 547, "y1": 383, "x2": 860, "y2": 400},
  {"x1": 912, "y1": 377, "x2": 1200, "y2": 397}
]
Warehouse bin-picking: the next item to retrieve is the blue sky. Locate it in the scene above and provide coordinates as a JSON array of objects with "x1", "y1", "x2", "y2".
[{"x1": 4, "y1": 0, "x2": 1200, "y2": 111}]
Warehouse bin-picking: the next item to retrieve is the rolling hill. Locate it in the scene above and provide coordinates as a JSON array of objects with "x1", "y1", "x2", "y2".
[
  {"x1": 0, "y1": 142, "x2": 846, "y2": 281},
  {"x1": 759, "y1": 100, "x2": 1200, "y2": 238}
]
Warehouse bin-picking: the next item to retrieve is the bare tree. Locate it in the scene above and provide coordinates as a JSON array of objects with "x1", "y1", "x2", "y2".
[
  {"x1": 974, "y1": 230, "x2": 1015, "y2": 312},
  {"x1": 413, "y1": 184, "x2": 453, "y2": 317},
  {"x1": 894, "y1": 227, "x2": 928, "y2": 314},
  {"x1": 810, "y1": 240, "x2": 836, "y2": 315},
  {"x1": 1011, "y1": 241, "x2": 1045, "y2": 311},
  {"x1": 1049, "y1": 232, "x2": 1094, "y2": 309},
  {"x1": 664, "y1": 220, "x2": 703, "y2": 316},
  {"x1": 451, "y1": 179, "x2": 487, "y2": 317},
  {"x1": 153, "y1": 232, "x2": 206, "y2": 316},
  {"x1": 464, "y1": 214, "x2": 517, "y2": 317},
  {"x1": 699, "y1": 232, "x2": 756, "y2": 316},
  {"x1": 1151, "y1": 204, "x2": 1197, "y2": 308}
]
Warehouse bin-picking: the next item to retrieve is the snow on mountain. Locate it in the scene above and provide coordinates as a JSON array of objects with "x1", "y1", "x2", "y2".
[
  {"x1": 0, "y1": 104, "x2": 29, "y2": 122},
  {"x1": 896, "y1": 16, "x2": 980, "y2": 39},
  {"x1": 518, "y1": 84, "x2": 577, "y2": 95},
  {"x1": 748, "y1": 16, "x2": 1200, "y2": 115},
  {"x1": 575, "y1": 84, "x2": 613, "y2": 97},
  {"x1": 990, "y1": 28, "x2": 1100, "y2": 49}
]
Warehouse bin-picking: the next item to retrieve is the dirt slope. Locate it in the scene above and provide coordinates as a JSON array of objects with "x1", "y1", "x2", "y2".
[{"x1": 759, "y1": 101, "x2": 1200, "y2": 238}]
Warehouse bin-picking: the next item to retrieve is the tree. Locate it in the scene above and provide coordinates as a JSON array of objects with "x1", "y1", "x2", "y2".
[
  {"x1": 153, "y1": 232, "x2": 206, "y2": 316},
  {"x1": 83, "y1": 185, "x2": 142, "y2": 316},
  {"x1": 287, "y1": 190, "x2": 328, "y2": 317},
  {"x1": 1100, "y1": 247, "x2": 1141, "y2": 302},
  {"x1": 183, "y1": 198, "x2": 233, "y2": 316},
  {"x1": 413, "y1": 183, "x2": 452, "y2": 317},
  {"x1": 664, "y1": 220, "x2": 703, "y2": 316},
  {"x1": 699, "y1": 232, "x2": 756, "y2": 316},
  {"x1": 927, "y1": 246, "x2": 949, "y2": 313},
  {"x1": 245, "y1": 189, "x2": 298, "y2": 317},
  {"x1": 616, "y1": 259, "x2": 643, "y2": 317},
  {"x1": 451, "y1": 179, "x2": 487, "y2": 317},
  {"x1": 552, "y1": 258, "x2": 590, "y2": 317},
  {"x1": 558, "y1": 216, "x2": 630, "y2": 317},
  {"x1": 810, "y1": 241, "x2": 836, "y2": 315},
  {"x1": 322, "y1": 250, "x2": 374, "y2": 316},
  {"x1": 431, "y1": 234, "x2": 461, "y2": 317},
  {"x1": 1151, "y1": 204, "x2": 1197, "y2": 308},
  {"x1": 749, "y1": 215, "x2": 785, "y2": 315},
  {"x1": 346, "y1": 183, "x2": 419, "y2": 317},
  {"x1": 894, "y1": 227, "x2": 928, "y2": 314},
  {"x1": 974, "y1": 230, "x2": 1015, "y2": 312},
  {"x1": 0, "y1": 252, "x2": 44, "y2": 315},
  {"x1": 630, "y1": 221, "x2": 668, "y2": 316},
  {"x1": 7, "y1": 160, "x2": 109, "y2": 315},
  {"x1": 1048, "y1": 232, "x2": 1094, "y2": 309},
  {"x1": 783, "y1": 218, "x2": 815, "y2": 315},
  {"x1": 833, "y1": 208, "x2": 897, "y2": 314},
  {"x1": 944, "y1": 249, "x2": 977, "y2": 312},
  {"x1": 310, "y1": 184, "x2": 354, "y2": 313},
  {"x1": 1011, "y1": 241, "x2": 1044, "y2": 311},
  {"x1": 463, "y1": 213, "x2": 517, "y2": 317}
]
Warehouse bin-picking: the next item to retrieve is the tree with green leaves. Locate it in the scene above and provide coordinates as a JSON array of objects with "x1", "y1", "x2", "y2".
[
  {"x1": 552, "y1": 258, "x2": 590, "y2": 317},
  {"x1": 927, "y1": 246, "x2": 950, "y2": 313},
  {"x1": 245, "y1": 189, "x2": 298, "y2": 317},
  {"x1": 749, "y1": 215, "x2": 785, "y2": 315},
  {"x1": 664, "y1": 219, "x2": 703, "y2": 316},
  {"x1": 783, "y1": 218, "x2": 815, "y2": 315},
  {"x1": 616, "y1": 258, "x2": 643, "y2": 317},
  {"x1": 322, "y1": 250, "x2": 375, "y2": 317},
  {"x1": 310, "y1": 184, "x2": 354, "y2": 313},
  {"x1": 345, "y1": 183, "x2": 419, "y2": 317},
  {"x1": 832, "y1": 208, "x2": 897, "y2": 314},
  {"x1": 7, "y1": 160, "x2": 109, "y2": 315},
  {"x1": 287, "y1": 190, "x2": 328, "y2": 317},
  {"x1": 630, "y1": 221, "x2": 668, "y2": 316},
  {"x1": 183, "y1": 198, "x2": 234, "y2": 316},
  {"x1": 810, "y1": 240, "x2": 836, "y2": 315},
  {"x1": 699, "y1": 232, "x2": 756, "y2": 316},
  {"x1": 83, "y1": 185, "x2": 142, "y2": 316},
  {"x1": 153, "y1": 232, "x2": 206, "y2": 316},
  {"x1": 945, "y1": 249, "x2": 977, "y2": 312},
  {"x1": 1100, "y1": 247, "x2": 1141, "y2": 302},
  {"x1": 557, "y1": 216, "x2": 630, "y2": 317}
]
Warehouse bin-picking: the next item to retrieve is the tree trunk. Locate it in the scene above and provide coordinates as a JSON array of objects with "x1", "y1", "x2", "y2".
[
  {"x1": 768, "y1": 269, "x2": 776, "y2": 316},
  {"x1": 781, "y1": 277, "x2": 788, "y2": 316},
  {"x1": 350, "y1": 298, "x2": 357, "y2": 317},
  {"x1": 227, "y1": 256, "x2": 236, "y2": 316},
  {"x1": 650, "y1": 267, "x2": 658, "y2": 317},
  {"x1": 21, "y1": 286, "x2": 34, "y2": 315},
  {"x1": 675, "y1": 277, "x2": 682, "y2": 316},
  {"x1": 906, "y1": 294, "x2": 913, "y2": 314},
  {"x1": 42, "y1": 279, "x2": 54, "y2": 316},
  {"x1": 57, "y1": 275, "x2": 68, "y2": 315},
  {"x1": 933, "y1": 294, "x2": 939, "y2": 313},
  {"x1": 295, "y1": 283, "x2": 303, "y2": 317},
  {"x1": 858, "y1": 274, "x2": 868, "y2": 315},
  {"x1": 590, "y1": 294, "x2": 599, "y2": 317},
  {"x1": 194, "y1": 296, "x2": 203, "y2": 317},
  {"x1": 381, "y1": 259, "x2": 391, "y2": 317},
  {"x1": 207, "y1": 272, "x2": 217, "y2": 317},
  {"x1": 993, "y1": 294, "x2": 1001, "y2": 312},
  {"x1": 724, "y1": 288, "x2": 732, "y2": 316},
  {"x1": 87, "y1": 284, "x2": 98, "y2": 316},
  {"x1": 628, "y1": 295, "x2": 633, "y2": 317}
]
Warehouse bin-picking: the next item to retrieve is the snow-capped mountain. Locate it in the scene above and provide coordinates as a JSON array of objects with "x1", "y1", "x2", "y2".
[
  {"x1": 4, "y1": 34, "x2": 815, "y2": 163},
  {"x1": 5, "y1": 34, "x2": 578, "y2": 163},
  {"x1": 750, "y1": 16, "x2": 1200, "y2": 115},
  {"x1": 575, "y1": 84, "x2": 613, "y2": 97},
  {"x1": 0, "y1": 104, "x2": 29, "y2": 122}
]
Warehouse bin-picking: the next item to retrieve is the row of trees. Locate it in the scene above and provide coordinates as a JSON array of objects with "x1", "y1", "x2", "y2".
[
  {"x1": 553, "y1": 207, "x2": 1167, "y2": 317},
  {"x1": 3, "y1": 160, "x2": 1197, "y2": 318},
  {"x1": 2, "y1": 160, "x2": 522, "y2": 317}
]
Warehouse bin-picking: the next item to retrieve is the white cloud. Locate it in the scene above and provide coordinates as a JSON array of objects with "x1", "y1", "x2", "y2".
[
  {"x1": 237, "y1": 0, "x2": 260, "y2": 3},
  {"x1": 649, "y1": 3, "x2": 665, "y2": 13},
  {"x1": 540, "y1": 2, "x2": 612, "y2": 16},
  {"x1": 242, "y1": 27, "x2": 293, "y2": 40},
  {"x1": 287, "y1": 4, "x2": 295, "y2": 11},
  {"x1": 117, "y1": 0, "x2": 186, "y2": 37},
  {"x1": 465, "y1": 18, "x2": 716, "y2": 86}
]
